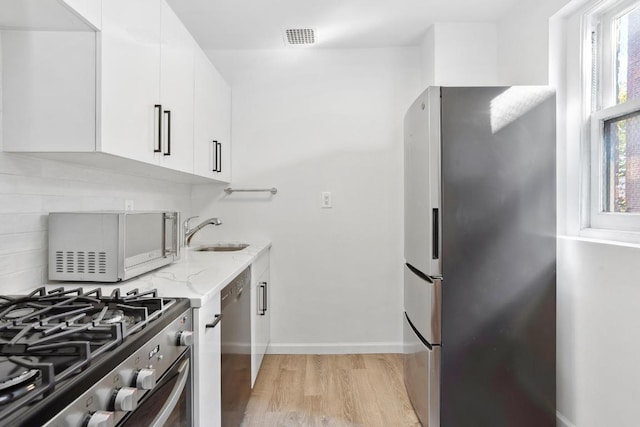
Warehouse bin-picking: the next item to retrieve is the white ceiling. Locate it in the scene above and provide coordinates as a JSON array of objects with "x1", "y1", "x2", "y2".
[{"x1": 166, "y1": 0, "x2": 523, "y2": 50}]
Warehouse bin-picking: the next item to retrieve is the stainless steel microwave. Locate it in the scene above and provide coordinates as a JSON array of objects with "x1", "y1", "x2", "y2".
[{"x1": 48, "y1": 211, "x2": 180, "y2": 282}]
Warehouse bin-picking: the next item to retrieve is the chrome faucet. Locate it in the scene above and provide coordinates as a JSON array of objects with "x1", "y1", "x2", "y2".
[{"x1": 184, "y1": 216, "x2": 222, "y2": 246}]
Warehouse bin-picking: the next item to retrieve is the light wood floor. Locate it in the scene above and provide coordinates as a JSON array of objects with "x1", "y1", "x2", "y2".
[{"x1": 242, "y1": 354, "x2": 420, "y2": 427}]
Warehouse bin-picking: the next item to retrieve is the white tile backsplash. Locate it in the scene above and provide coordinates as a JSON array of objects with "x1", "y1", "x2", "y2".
[{"x1": 0, "y1": 152, "x2": 192, "y2": 294}]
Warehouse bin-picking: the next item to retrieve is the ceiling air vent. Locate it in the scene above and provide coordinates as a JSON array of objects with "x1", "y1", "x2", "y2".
[{"x1": 283, "y1": 28, "x2": 316, "y2": 46}]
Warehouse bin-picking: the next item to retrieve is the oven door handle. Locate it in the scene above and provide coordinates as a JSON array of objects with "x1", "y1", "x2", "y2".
[{"x1": 150, "y1": 358, "x2": 190, "y2": 427}]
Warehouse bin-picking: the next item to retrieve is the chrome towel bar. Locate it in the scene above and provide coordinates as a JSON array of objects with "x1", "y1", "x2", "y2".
[{"x1": 224, "y1": 187, "x2": 278, "y2": 195}]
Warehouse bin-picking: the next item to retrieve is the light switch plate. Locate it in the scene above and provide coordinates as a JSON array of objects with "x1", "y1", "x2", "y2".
[{"x1": 321, "y1": 192, "x2": 332, "y2": 208}]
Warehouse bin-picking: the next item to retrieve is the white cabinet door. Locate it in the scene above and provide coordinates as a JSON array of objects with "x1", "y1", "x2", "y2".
[
  {"x1": 2, "y1": 31, "x2": 96, "y2": 152},
  {"x1": 193, "y1": 49, "x2": 231, "y2": 181},
  {"x1": 250, "y1": 251, "x2": 271, "y2": 387},
  {"x1": 194, "y1": 295, "x2": 222, "y2": 427},
  {"x1": 99, "y1": 0, "x2": 161, "y2": 164},
  {"x1": 252, "y1": 268, "x2": 270, "y2": 386},
  {"x1": 157, "y1": 1, "x2": 195, "y2": 174}
]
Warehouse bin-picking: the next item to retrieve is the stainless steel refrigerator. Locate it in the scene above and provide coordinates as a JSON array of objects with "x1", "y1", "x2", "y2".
[{"x1": 403, "y1": 86, "x2": 556, "y2": 426}]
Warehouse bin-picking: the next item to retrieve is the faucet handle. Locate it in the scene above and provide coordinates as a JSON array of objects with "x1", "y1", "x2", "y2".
[{"x1": 183, "y1": 216, "x2": 199, "y2": 230}]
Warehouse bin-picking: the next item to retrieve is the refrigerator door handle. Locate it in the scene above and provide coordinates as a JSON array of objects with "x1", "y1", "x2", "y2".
[{"x1": 432, "y1": 208, "x2": 439, "y2": 260}]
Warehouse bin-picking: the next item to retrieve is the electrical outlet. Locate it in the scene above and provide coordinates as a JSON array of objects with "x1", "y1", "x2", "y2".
[
  {"x1": 124, "y1": 200, "x2": 134, "y2": 211},
  {"x1": 321, "y1": 192, "x2": 332, "y2": 208}
]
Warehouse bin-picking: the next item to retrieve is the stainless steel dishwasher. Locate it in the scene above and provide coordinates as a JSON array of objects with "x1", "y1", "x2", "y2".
[{"x1": 220, "y1": 266, "x2": 252, "y2": 426}]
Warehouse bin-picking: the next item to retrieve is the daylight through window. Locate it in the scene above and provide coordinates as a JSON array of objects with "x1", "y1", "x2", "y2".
[{"x1": 588, "y1": 0, "x2": 640, "y2": 232}]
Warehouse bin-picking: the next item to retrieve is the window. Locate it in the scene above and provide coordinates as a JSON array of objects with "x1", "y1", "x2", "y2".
[{"x1": 588, "y1": 0, "x2": 640, "y2": 234}]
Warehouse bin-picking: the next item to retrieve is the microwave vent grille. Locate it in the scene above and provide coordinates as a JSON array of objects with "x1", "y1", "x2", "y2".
[{"x1": 55, "y1": 251, "x2": 107, "y2": 275}]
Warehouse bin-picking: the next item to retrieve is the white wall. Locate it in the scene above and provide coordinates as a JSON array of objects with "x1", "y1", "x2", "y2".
[
  {"x1": 192, "y1": 47, "x2": 421, "y2": 353},
  {"x1": 420, "y1": 26, "x2": 435, "y2": 88},
  {"x1": 497, "y1": 0, "x2": 571, "y2": 84},
  {"x1": 420, "y1": 23, "x2": 500, "y2": 86},
  {"x1": 558, "y1": 237, "x2": 640, "y2": 427}
]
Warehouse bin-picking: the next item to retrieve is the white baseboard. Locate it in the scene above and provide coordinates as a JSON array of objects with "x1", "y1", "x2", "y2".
[
  {"x1": 557, "y1": 411, "x2": 577, "y2": 427},
  {"x1": 267, "y1": 342, "x2": 403, "y2": 354}
]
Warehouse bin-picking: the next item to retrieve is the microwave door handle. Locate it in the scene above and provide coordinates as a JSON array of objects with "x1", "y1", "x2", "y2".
[
  {"x1": 149, "y1": 358, "x2": 190, "y2": 427},
  {"x1": 162, "y1": 222, "x2": 167, "y2": 258},
  {"x1": 162, "y1": 214, "x2": 168, "y2": 257},
  {"x1": 163, "y1": 213, "x2": 178, "y2": 257}
]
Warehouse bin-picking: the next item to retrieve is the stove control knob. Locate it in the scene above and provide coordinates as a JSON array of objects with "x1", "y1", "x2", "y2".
[
  {"x1": 135, "y1": 368, "x2": 156, "y2": 390},
  {"x1": 86, "y1": 411, "x2": 114, "y2": 427},
  {"x1": 113, "y1": 387, "x2": 137, "y2": 412},
  {"x1": 177, "y1": 330, "x2": 194, "y2": 346}
]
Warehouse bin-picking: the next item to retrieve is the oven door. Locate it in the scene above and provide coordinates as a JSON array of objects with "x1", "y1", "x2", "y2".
[{"x1": 120, "y1": 348, "x2": 192, "y2": 427}]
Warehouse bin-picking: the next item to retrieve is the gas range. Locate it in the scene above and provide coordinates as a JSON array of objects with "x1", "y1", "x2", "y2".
[{"x1": 0, "y1": 287, "x2": 193, "y2": 427}]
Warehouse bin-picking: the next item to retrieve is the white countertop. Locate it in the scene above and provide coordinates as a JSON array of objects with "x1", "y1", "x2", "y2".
[{"x1": 46, "y1": 241, "x2": 272, "y2": 308}]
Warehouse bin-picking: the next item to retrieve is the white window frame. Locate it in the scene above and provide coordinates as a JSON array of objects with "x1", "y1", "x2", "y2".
[{"x1": 583, "y1": 0, "x2": 640, "y2": 237}]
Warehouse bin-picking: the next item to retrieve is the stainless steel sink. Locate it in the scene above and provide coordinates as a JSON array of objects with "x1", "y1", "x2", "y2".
[{"x1": 193, "y1": 243, "x2": 249, "y2": 252}]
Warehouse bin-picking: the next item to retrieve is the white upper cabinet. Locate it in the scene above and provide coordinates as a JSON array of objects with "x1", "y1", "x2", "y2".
[
  {"x1": 1, "y1": 0, "x2": 231, "y2": 183},
  {"x1": 194, "y1": 49, "x2": 232, "y2": 182},
  {"x1": 2, "y1": 31, "x2": 97, "y2": 152},
  {"x1": 158, "y1": 1, "x2": 196, "y2": 174},
  {"x1": 100, "y1": 0, "x2": 161, "y2": 165}
]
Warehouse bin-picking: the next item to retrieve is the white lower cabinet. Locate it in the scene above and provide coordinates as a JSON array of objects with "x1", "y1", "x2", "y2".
[
  {"x1": 194, "y1": 293, "x2": 222, "y2": 427},
  {"x1": 251, "y1": 250, "x2": 271, "y2": 387}
]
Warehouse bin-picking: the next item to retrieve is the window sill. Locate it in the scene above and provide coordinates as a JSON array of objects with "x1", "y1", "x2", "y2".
[{"x1": 560, "y1": 229, "x2": 640, "y2": 249}]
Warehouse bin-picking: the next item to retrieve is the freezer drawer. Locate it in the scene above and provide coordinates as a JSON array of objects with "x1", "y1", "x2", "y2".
[
  {"x1": 404, "y1": 264, "x2": 441, "y2": 345},
  {"x1": 404, "y1": 313, "x2": 440, "y2": 427}
]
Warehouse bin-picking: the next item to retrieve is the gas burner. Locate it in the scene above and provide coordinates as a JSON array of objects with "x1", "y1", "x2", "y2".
[
  {"x1": 0, "y1": 360, "x2": 40, "y2": 406},
  {"x1": 4, "y1": 307, "x2": 36, "y2": 320},
  {"x1": 94, "y1": 309, "x2": 125, "y2": 324}
]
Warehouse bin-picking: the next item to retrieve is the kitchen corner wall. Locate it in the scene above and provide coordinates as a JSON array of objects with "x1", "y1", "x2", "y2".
[
  {"x1": 0, "y1": 33, "x2": 192, "y2": 294},
  {"x1": 497, "y1": 0, "x2": 572, "y2": 85},
  {"x1": 191, "y1": 48, "x2": 421, "y2": 353},
  {"x1": 420, "y1": 23, "x2": 500, "y2": 87}
]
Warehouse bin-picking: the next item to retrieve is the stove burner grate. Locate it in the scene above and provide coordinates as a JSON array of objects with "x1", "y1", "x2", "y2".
[{"x1": 0, "y1": 286, "x2": 176, "y2": 416}]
